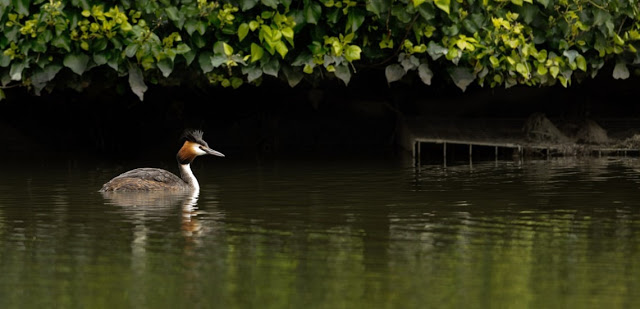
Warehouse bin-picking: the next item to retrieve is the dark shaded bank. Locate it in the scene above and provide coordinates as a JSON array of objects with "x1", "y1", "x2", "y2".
[{"x1": 2, "y1": 70, "x2": 640, "y2": 161}]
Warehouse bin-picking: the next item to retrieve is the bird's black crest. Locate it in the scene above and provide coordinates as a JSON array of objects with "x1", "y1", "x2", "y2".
[{"x1": 181, "y1": 129, "x2": 207, "y2": 146}]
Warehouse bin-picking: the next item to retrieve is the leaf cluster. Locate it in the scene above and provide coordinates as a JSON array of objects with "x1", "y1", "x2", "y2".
[{"x1": 1, "y1": 0, "x2": 640, "y2": 100}]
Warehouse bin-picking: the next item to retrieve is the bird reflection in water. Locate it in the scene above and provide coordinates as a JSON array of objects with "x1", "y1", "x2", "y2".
[{"x1": 100, "y1": 189, "x2": 205, "y2": 255}]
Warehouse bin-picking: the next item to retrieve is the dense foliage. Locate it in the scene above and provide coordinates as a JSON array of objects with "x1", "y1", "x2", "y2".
[{"x1": 1, "y1": 0, "x2": 639, "y2": 100}]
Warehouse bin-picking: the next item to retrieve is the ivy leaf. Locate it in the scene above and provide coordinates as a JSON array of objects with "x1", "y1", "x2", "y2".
[
  {"x1": 128, "y1": 63, "x2": 147, "y2": 101},
  {"x1": 563, "y1": 50, "x2": 579, "y2": 64},
  {"x1": 366, "y1": 0, "x2": 391, "y2": 16},
  {"x1": 52, "y1": 36, "x2": 71, "y2": 53},
  {"x1": 261, "y1": 0, "x2": 278, "y2": 9},
  {"x1": 165, "y1": 7, "x2": 179, "y2": 22},
  {"x1": 385, "y1": 64, "x2": 405, "y2": 84},
  {"x1": 304, "y1": 1, "x2": 322, "y2": 24},
  {"x1": 275, "y1": 41, "x2": 289, "y2": 58},
  {"x1": 346, "y1": 9, "x2": 366, "y2": 32},
  {"x1": 434, "y1": 0, "x2": 450, "y2": 15},
  {"x1": 418, "y1": 63, "x2": 433, "y2": 85},
  {"x1": 242, "y1": 65, "x2": 263, "y2": 82},
  {"x1": 412, "y1": 0, "x2": 426, "y2": 7},
  {"x1": 157, "y1": 57, "x2": 173, "y2": 77},
  {"x1": 417, "y1": 2, "x2": 436, "y2": 20},
  {"x1": 198, "y1": 52, "x2": 214, "y2": 73},
  {"x1": 282, "y1": 65, "x2": 304, "y2": 87},
  {"x1": 238, "y1": 23, "x2": 250, "y2": 41},
  {"x1": 239, "y1": 0, "x2": 259, "y2": 10},
  {"x1": 448, "y1": 67, "x2": 475, "y2": 92},
  {"x1": 334, "y1": 64, "x2": 351, "y2": 85},
  {"x1": 31, "y1": 64, "x2": 62, "y2": 94},
  {"x1": 251, "y1": 43, "x2": 265, "y2": 62},
  {"x1": 63, "y1": 53, "x2": 90, "y2": 75},
  {"x1": 262, "y1": 56, "x2": 280, "y2": 77},
  {"x1": 9, "y1": 62, "x2": 25, "y2": 81},
  {"x1": 612, "y1": 62, "x2": 629, "y2": 79},
  {"x1": 12, "y1": 0, "x2": 29, "y2": 15},
  {"x1": 576, "y1": 55, "x2": 587, "y2": 72},
  {"x1": 427, "y1": 41, "x2": 448, "y2": 60},
  {"x1": 593, "y1": 9, "x2": 611, "y2": 27},
  {"x1": 344, "y1": 45, "x2": 362, "y2": 62},
  {"x1": 536, "y1": 0, "x2": 550, "y2": 8}
]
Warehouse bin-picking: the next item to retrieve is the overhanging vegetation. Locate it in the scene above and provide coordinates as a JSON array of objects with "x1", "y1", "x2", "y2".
[{"x1": 1, "y1": 0, "x2": 639, "y2": 100}]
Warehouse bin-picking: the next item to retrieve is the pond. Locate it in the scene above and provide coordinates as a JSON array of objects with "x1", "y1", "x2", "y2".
[{"x1": 1, "y1": 157, "x2": 639, "y2": 308}]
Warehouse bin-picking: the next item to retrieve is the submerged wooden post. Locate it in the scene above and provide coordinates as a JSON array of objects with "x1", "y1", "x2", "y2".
[
  {"x1": 469, "y1": 144, "x2": 473, "y2": 166},
  {"x1": 417, "y1": 141, "x2": 421, "y2": 166},
  {"x1": 443, "y1": 142, "x2": 447, "y2": 167}
]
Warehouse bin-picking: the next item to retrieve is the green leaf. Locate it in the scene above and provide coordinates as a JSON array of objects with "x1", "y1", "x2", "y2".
[
  {"x1": 239, "y1": 0, "x2": 259, "y2": 10},
  {"x1": 242, "y1": 65, "x2": 263, "y2": 82},
  {"x1": 489, "y1": 56, "x2": 500, "y2": 68},
  {"x1": 12, "y1": 0, "x2": 29, "y2": 15},
  {"x1": 125, "y1": 44, "x2": 139, "y2": 58},
  {"x1": 448, "y1": 67, "x2": 475, "y2": 92},
  {"x1": 549, "y1": 66, "x2": 559, "y2": 78},
  {"x1": 9, "y1": 62, "x2": 25, "y2": 81},
  {"x1": 128, "y1": 63, "x2": 147, "y2": 101},
  {"x1": 385, "y1": 64, "x2": 405, "y2": 84},
  {"x1": 63, "y1": 53, "x2": 90, "y2": 75},
  {"x1": 175, "y1": 44, "x2": 191, "y2": 54},
  {"x1": 576, "y1": 55, "x2": 586, "y2": 72},
  {"x1": 612, "y1": 62, "x2": 629, "y2": 79},
  {"x1": 516, "y1": 63, "x2": 529, "y2": 78},
  {"x1": 418, "y1": 63, "x2": 433, "y2": 85},
  {"x1": 536, "y1": 0, "x2": 550, "y2": 8},
  {"x1": 334, "y1": 64, "x2": 351, "y2": 85},
  {"x1": 511, "y1": 0, "x2": 523, "y2": 6},
  {"x1": 346, "y1": 9, "x2": 366, "y2": 32},
  {"x1": 238, "y1": 23, "x2": 250, "y2": 41},
  {"x1": 165, "y1": 7, "x2": 179, "y2": 21},
  {"x1": 31, "y1": 64, "x2": 62, "y2": 87},
  {"x1": 251, "y1": 43, "x2": 265, "y2": 62},
  {"x1": 282, "y1": 65, "x2": 303, "y2": 87},
  {"x1": 344, "y1": 45, "x2": 362, "y2": 62},
  {"x1": 51, "y1": 36, "x2": 71, "y2": 53},
  {"x1": 366, "y1": 0, "x2": 391, "y2": 16},
  {"x1": 434, "y1": 0, "x2": 450, "y2": 14},
  {"x1": 223, "y1": 43, "x2": 234, "y2": 56},
  {"x1": 231, "y1": 77, "x2": 243, "y2": 89},
  {"x1": 427, "y1": 41, "x2": 448, "y2": 60},
  {"x1": 262, "y1": 56, "x2": 280, "y2": 77},
  {"x1": 261, "y1": 0, "x2": 278, "y2": 9},
  {"x1": 275, "y1": 41, "x2": 288, "y2": 58},
  {"x1": 305, "y1": 1, "x2": 322, "y2": 24},
  {"x1": 563, "y1": 50, "x2": 579, "y2": 64},
  {"x1": 417, "y1": 2, "x2": 436, "y2": 20},
  {"x1": 536, "y1": 64, "x2": 548, "y2": 75},
  {"x1": 157, "y1": 57, "x2": 173, "y2": 77},
  {"x1": 199, "y1": 52, "x2": 214, "y2": 73}
]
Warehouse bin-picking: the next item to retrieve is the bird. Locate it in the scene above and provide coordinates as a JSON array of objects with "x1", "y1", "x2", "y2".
[{"x1": 99, "y1": 130, "x2": 224, "y2": 192}]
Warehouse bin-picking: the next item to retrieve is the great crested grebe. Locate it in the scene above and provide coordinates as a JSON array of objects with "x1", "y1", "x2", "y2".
[{"x1": 99, "y1": 130, "x2": 224, "y2": 192}]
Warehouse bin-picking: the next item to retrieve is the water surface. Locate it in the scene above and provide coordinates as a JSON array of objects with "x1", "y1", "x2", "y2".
[{"x1": 1, "y1": 157, "x2": 639, "y2": 308}]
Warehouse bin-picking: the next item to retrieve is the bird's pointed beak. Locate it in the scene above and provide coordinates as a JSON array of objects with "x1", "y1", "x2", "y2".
[{"x1": 203, "y1": 147, "x2": 225, "y2": 157}]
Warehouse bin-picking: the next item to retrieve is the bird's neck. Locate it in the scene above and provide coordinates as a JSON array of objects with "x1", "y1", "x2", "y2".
[{"x1": 179, "y1": 163, "x2": 199, "y2": 191}]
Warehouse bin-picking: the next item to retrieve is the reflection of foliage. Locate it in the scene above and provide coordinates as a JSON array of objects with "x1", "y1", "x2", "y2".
[{"x1": 1, "y1": 0, "x2": 640, "y2": 100}]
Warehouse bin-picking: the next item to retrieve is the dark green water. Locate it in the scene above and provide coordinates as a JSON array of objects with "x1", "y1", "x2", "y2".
[{"x1": 1, "y1": 157, "x2": 639, "y2": 308}]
